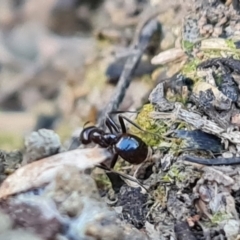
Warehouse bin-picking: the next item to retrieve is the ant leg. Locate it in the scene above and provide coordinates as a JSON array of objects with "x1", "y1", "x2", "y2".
[
  {"x1": 118, "y1": 115, "x2": 150, "y2": 134},
  {"x1": 108, "y1": 111, "x2": 140, "y2": 133},
  {"x1": 118, "y1": 115, "x2": 127, "y2": 133},
  {"x1": 108, "y1": 110, "x2": 140, "y2": 115},
  {"x1": 98, "y1": 152, "x2": 118, "y2": 169},
  {"x1": 105, "y1": 172, "x2": 125, "y2": 193},
  {"x1": 108, "y1": 111, "x2": 160, "y2": 137},
  {"x1": 105, "y1": 118, "x2": 118, "y2": 133},
  {"x1": 110, "y1": 153, "x2": 119, "y2": 169},
  {"x1": 105, "y1": 115, "x2": 120, "y2": 133}
]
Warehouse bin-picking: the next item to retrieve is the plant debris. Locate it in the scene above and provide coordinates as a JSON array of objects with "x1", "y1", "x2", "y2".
[{"x1": 3, "y1": 0, "x2": 240, "y2": 239}]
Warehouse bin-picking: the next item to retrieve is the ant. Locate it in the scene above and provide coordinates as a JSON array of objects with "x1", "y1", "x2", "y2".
[{"x1": 79, "y1": 112, "x2": 153, "y2": 169}]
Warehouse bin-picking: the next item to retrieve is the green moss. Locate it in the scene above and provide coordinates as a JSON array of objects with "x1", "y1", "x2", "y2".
[
  {"x1": 225, "y1": 39, "x2": 237, "y2": 50},
  {"x1": 158, "y1": 141, "x2": 174, "y2": 150},
  {"x1": 94, "y1": 173, "x2": 112, "y2": 191},
  {"x1": 132, "y1": 104, "x2": 194, "y2": 150},
  {"x1": 182, "y1": 40, "x2": 195, "y2": 52},
  {"x1": 114, "y1": 158, "x2": 129, "y2": 171},
  {"x1": 131, "y1": 104, "x2": 165, "y2": 146},
  {"x1": 202, "y1": 49, "x2": 240, "y2": 60},
  {"x1": 210, "y1": 212, "x2": 231, "y2": 225},
  {"x1": 166, "y1": 91, "x2": 189, "y2": 105},
  {"x1": 202, "y1": 50, "x2": 222, "y2": 59},
  {"x1": 181, "y1": 59, "x2": 201, "y2": 79},
  {"x1": 135, "y1": 104, "x2": 156, "y2": 129},
  {"x1": 162, "y1": 164, "x2": 186, "y2": 183},
  {"x1": 153, "y1": 185, "x2": 167, "y2": 206}
]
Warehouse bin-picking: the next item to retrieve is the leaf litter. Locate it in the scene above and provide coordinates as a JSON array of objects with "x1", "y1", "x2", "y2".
[{"x1": 2, "y1": 0, "x2": 240, "y2": 240}]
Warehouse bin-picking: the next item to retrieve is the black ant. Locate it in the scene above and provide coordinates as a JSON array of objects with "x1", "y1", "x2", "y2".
[{"x1": 79, "y1": 113, "x2": 153, "y2": 169}]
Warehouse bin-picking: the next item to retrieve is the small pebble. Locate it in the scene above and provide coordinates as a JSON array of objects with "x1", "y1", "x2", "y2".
[
  {"x1": 223, "y1": 219, "x2": 240, "y2": 240},
  {"x1": 222, "y1": 152, "x2": 234, "y2": 158},
  {"x1": 24, "y1": 129, "x2": 62, "y2": 163},
  {"x1": 0, "y1": 211, "x2": 12, "y2": 233},
  {"x1": 198, "y1": 16, "x2": 207, "y2": 28},
  {"x1": 0, "y1": 230, "x2": 43, "y2": 240},
  {"x1": 234, "y1": 23, "x2": 240, "y2": 31},
  {"x1": 212, "y1": 26, "x2": 223, "y2": 37},
  {"x1": 203, "y1": 24, "x2": 214, "y2": 34},
  {"x1": 216, "y1": 16, "x2": 228, "y2": 26}
]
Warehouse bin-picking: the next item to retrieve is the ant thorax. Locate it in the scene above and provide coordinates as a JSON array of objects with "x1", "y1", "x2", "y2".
[{"x1": 102, "y1": 133, "x2": 119, "y2": 145}]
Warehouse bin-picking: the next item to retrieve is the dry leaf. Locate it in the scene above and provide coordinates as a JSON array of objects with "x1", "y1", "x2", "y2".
[
  {"x1": 203, "y1": 167, "x2": 234, "y2": 187},
  {"x1": 187, "y1": 215, "x2": 200, "y2": 227},
  {"x1": 151, "y1": 48, "x2": 185, "y2": 65},
  {"x1": 231, "y1": 113, "x2": 240, "y2": 126},
  {"x1": 0, "y1": 148, "x2": 112, "y2": 199}
]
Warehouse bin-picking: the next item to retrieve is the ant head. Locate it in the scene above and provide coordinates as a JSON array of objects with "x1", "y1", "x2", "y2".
[
  {"x1": 80, "y1": 123, "x2": 110, "y2": 147},
  {"x1": 80, "y1": 126, "x2": 97, "y2": 144},
  {"x1": 80, "y1": 121, "x2": 100, "y2": 144}
]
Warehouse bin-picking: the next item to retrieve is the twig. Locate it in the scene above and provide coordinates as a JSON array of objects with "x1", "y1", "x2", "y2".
[
  {"x1": 97, "y1": 5, "x2": 170, "y2": 129},
  {"x1": 151, "y1": 103, "x2": 240, "y2": 144},
  {"x1": 184, "y1": 155, "x2": 240, "y2": 166},
  {"x1": 98, "y1": 49, "x2": 142, "y2": 128}
]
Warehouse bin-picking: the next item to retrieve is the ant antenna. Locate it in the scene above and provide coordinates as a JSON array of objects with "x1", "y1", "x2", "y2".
[
  {"x1": 105, "y1": 117, "x2": 120, "y2": 133},
  {"x1": 83, "y1": 121, "x2": 92, "y2": 128}
]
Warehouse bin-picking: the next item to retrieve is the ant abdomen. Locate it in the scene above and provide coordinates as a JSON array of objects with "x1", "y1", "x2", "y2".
[{"x1": 114, "y1": 134, "x2": 150, "y2": 165}]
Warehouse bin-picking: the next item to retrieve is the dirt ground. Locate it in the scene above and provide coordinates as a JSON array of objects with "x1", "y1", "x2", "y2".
[{"x1": 1, "y1": 0, "x2": 240, "y2": 239}]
